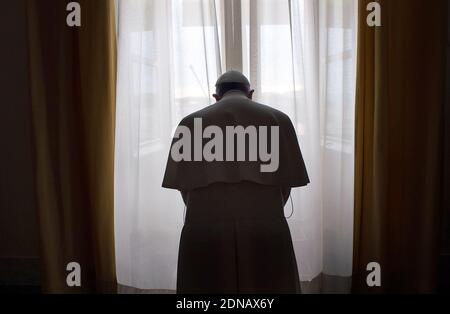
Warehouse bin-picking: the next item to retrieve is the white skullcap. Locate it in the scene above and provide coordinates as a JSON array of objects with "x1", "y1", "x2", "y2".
[{"x1": 215, "y1": 70, "x2": 251, "y2": 87}]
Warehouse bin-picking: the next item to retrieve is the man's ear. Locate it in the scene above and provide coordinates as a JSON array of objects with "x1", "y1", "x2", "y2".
[
  {"x1": 213, "y1": 94, "x2": 222, "y2": 102},
  {"x1": 248, "y1": 89, "x2": 255, "y2": 100}
]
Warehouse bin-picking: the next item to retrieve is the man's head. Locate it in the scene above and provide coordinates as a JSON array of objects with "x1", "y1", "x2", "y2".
[{"x1": 213, "y1": 70, "x2": 255, "y2": 101}]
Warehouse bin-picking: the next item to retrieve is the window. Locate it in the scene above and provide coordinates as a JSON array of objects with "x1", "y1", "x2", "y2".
[{"x1": 115, "y1": 0, "x2": 357, "y2": 290}]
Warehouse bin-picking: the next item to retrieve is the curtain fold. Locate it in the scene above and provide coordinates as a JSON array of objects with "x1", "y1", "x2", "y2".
[
  {"x1": 353, "y1": 0, "x2": 447, "y2": 293},
  {"x1": 26, "y1": 0, "x2": 117, "y2": 293}
]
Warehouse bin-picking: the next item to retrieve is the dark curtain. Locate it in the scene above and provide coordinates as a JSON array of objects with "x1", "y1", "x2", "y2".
[
  {"x1": 26, "y1": 0, "x2": 117, "y2": 293},
  {"x1": 439, "y1": 2, "x2": 450, "y2": 293},
  {"x1": 353, "y1": 0, "x2": 448, "y2": 293}
]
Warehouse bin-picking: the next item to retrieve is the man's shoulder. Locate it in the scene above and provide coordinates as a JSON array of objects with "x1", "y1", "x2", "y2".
[
  {"x1": 243, "y1": 100, "x2": 294, "y2": 127},
  {"x1": 178, "y1": 104, "x2": 215, "y2": 126},
  {"x1": 179, "y1": 99, "x2": 292, "y2": 127},
  {"x1": 252, "y1": 101, "x2": 291, "y2": 120}
]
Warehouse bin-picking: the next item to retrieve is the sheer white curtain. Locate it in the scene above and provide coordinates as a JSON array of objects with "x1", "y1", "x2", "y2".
[
  {"x1": 114, "y1": 0, "x2": 223, "y2": 290},
  {"x1": 115, "y1": 0, "x2": 357, "y2": 291},
  {"x1": 242, "y1": 0, "x2": 357, "y2": 283}
]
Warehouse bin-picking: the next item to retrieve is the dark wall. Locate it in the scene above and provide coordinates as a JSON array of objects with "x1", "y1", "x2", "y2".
[{"x1": 0, "y1": 0, "x2": 40, "y2": 287}]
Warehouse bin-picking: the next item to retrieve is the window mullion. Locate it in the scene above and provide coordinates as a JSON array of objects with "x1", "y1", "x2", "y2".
[{"x1": 223, "y1": 0, "x2": 243, "y2": 72}]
